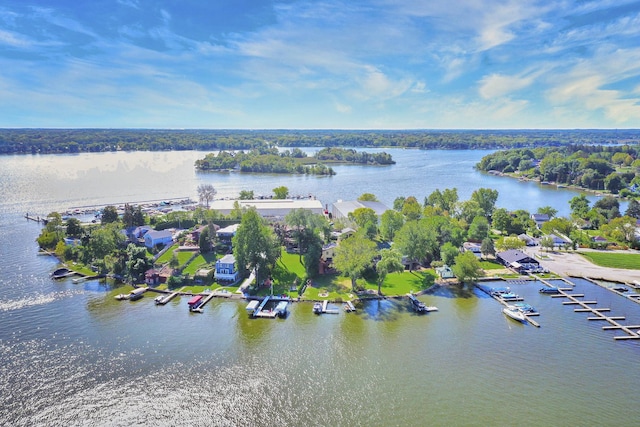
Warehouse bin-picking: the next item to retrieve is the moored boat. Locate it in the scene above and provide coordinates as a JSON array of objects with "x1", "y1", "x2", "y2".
[
  {"x1": 313, "y1": 302, "x2": 323, "y2": 314},
  {"x1": 539, "y1": 287, "x2": 559, "y2": 294},
  {"x1": 503, "y1": 306, "x2": 527, "y2": 323},
  {"x1": 114, "y1": 293, "x2": 129, "y2": 301}
]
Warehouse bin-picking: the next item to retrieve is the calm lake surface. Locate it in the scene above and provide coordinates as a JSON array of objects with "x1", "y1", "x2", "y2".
[{"x1": 1, "y1": 149, "x2": 639, "y2": 426}]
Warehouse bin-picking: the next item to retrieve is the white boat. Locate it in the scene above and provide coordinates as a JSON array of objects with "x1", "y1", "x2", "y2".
[{"x1": 503, "y1": 306, "x2": 527, "y2": 323}]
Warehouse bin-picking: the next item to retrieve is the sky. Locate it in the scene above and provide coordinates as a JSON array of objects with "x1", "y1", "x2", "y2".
[{"x1": 1, "y1": 0, "x2": 640, "y2": 129}]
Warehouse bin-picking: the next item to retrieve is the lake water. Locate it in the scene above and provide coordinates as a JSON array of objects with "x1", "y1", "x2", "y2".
[{"x1": 1, "y1": 149, "x2": 639, "y2": 426}]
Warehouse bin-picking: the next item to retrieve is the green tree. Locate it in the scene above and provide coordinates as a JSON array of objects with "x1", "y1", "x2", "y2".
[
  {"x1": 379, "y1": 209, "x2": 404, "y2": 241},
  {"x1": 541, "y1": 217, "x2": 574, "y2": 238},
  {"x1": 375, "y1": 248, "x2": 404, "y2": 295},
  {"x1": 496, "y1": 236, "x2": 525, "y2": 251},
  {"x1": 451, "y1": 251, "x2": 483, "y2": 285},
  {"x1": 358, "y1": 193, "x2": 378, "y2": 202},
  {"x1": 457, "y1": 199, "x2": 484, "y2": 224},
  {"x1": 65, "y1": 217, "x2": 83, "y2": 237},
  {"x1": 604, "y1": 173, "x2": 624, "y2": 194},
  {"x1": 133, "y1": 206, "x2": 145, "y2": 226},
  {"x1": 393, "y1": 196, "x2": 406, "y2": 211},
  {"x1": 87, "y1": 223, "x2": 125, "y2": 260},
  {"x1": 239, "y1": 190, "x2": 254, "y2": 200},
  {"x1": 273, "y1": 186, "x2": 289, "y2": 199},
  {"x1": 125, "y1": 243, "x2": 152, "y2": 282},
  {"x1": 333, "y1": 233, "x2": 377, "y2": 291},
  {"x1": 394, "y1": 220, "x2": 436, "y2": 270},
  {"x1": 537, "y1": 206, "x2": 558, "y2": 218},
  {"x1": 122, "y1": 204, "x2": 135, "y2": 228},
  {"x1": 540, "y1": 236, "x2": 554, "y2": 252},
  {"x1": 491, "y1": 208, "x2": 511, "y2": 234},
  {"x1": 401, "y1": 196, "x2": 422, "y2": 221},
  {"x1": 101, "y1": 205, "x2": 118, "y2": 224},
  {"x1": 199, "y1": 226, "x2": 211, "y2": 252},
  {"x1": 285, "y1": 209, "x2": 329, "y2": 261},
  {"x1": 480, "y1": 237, "x2": 495, "y2": 258},
  {"x1": 197, "y1": 183, "x2": 217, "y2": 208},
  {"x1": 625, "y1": 199, "x2": 640, "y2": 219},
  {"x1": 468, "y1": 216, "x2": 489, "y2": 241},
  {"x1": 304, "y1": 237, "x2": 323, "y2": 278},
  {"x1": 232, "y1": 207, "x2": 280, "y2": 285},
  {"x1": 569, "y1": 194, "x2": 590, "y2": 219},
  {"x1": 601, "y1": 216, "x2": 638, "y2": 243},
  {"x1": 440, "y1": 242, "x2": 459, "y2": 266},
  {"x1": 471, "y1": 188, "x2": 499, "y2": 218},
  {"x1": 348, "y1": 207, "x2": 378, "y2": 239}
]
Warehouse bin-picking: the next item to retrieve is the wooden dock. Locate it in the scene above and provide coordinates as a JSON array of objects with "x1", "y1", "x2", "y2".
[
  {"x1": 548, "y1": 278, "x2": 640, "y2": 341},
  {"x1": 191, "y1": 291, "x2": 217, "y2": 313},
  {"x1": 321, "y1": 299, "x2": 340, "y2": 314}
]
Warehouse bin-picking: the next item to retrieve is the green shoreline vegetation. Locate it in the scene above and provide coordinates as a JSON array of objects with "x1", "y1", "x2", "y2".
[
  {"x1": 3, "y1": 128, "x2": 640, "y2": 154},
  {"x1": 38, "y1": 184, "x2": 640, "y2": 302},
  {"x1": 476, "y1": 144, "x2": 640, "y2": 198},
  {"x1": 194, "y1": 147, "x2": 394, "y2": 175}
]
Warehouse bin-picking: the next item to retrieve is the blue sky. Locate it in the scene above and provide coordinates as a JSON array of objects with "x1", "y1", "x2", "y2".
[{"x1": 1, "y1": 0, "x2": 640, "y2": 129}]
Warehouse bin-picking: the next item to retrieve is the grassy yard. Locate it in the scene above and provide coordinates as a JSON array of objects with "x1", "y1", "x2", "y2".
[
  {"x1": 155, "y1": 243, "x2": 179, "y2": 264},
  {"x1": 182, "y1": 252, "x2": 218, "y2": 275},
  {"x1": 578, "y1": 251, "x2": 640, "y2": 270},
  {"x1": 479, "y1": 260, "x2": 504, "y2": 270}
]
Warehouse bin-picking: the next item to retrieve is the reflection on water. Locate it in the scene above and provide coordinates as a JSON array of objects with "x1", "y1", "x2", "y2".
[{"x1": 0, "y1": 150, "x2": 639, "y2": 425}]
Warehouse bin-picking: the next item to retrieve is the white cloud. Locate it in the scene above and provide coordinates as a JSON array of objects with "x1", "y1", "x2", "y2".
[
  {"x1": 0, "y1": 29, "x2": 31, "y2": 48},
  {"x1": 479, "y1": 73, "x2": 535, "y2": 99}
]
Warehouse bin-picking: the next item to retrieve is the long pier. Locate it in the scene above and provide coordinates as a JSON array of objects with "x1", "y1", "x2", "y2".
[{"x1": 544, "y1": 277, "x2": 640, "y2": 341}]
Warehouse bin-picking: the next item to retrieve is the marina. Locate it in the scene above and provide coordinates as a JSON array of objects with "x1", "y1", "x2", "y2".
[{"x1": 543, "y1": 278, "x2": 640, "y2": 340}]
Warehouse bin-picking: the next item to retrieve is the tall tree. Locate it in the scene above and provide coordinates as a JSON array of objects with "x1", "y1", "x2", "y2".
[
  {"x1": 537, "y1": 206, "x2": 558, "y2": 218},
  {"x1": 197, "y1": 184, "x2": 217, "y2": 208},
  {"x1": 375, "y1": 248, "x2": 404, "y2": 295},
  {"x1": 333, "y1": 233, "x2": 377, "y2": 291},
  {"x1": 440, "y1": 242, "x2": 459, "y2": 266},
  {"x1": 625, "y1": 199, "x2": 640, "y2": 219},
  {"x1": 239, "y1": 190, "x2": 254, "y2": 200},
  {"x1": 101, "y1": 205, "x2": 118, "y2": 224},
  {"x1": 379, "y1": 209, "x2": 404, "y2": 241},
  {"x1": 394, "y1": 220, "x2": 436, "y2": 270},
  {"x1": 232, "y1": 207, "x2": 280, "y2": 286},
  {"x1": 569, "y1": 194, "x2": 590, "y2": 219},
  {"x1": 471, "y1": 188, "x2": 499, "y2": 218},
  {"x1": 65, "y1": 217, "x2": 83, "y2": 237},
  {"x1": 285, "y1": 209, "x2": 329, "y2": 261},
  {"x1": 480, "y1": 237, "x2": 495, "y2": 258},
  {"x1": 451, "y1": 251, "x2": 484, "y2": 285},
  {"x1": 401, "y1": 196, "x2": 422, "y2": 221},
  {"x1": 467, "y1": 216, "x2": 489, "y2": 241}
]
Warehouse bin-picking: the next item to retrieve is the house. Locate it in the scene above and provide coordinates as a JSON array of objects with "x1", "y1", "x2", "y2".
[
  {"x1": 462, "y1": 242, "x2": 481, "y2": 257},
  {"x1": 322, "y1": 242, "x2": 337, "y2": 262},
  {"x1": 531, "y1": 213, "x2": 550, "y2": 229},
  {"x1": 436, "y1": 265, "x2": 455, "y2": 279},
  {"x1": 215, "y1": 254, "x2": 239, "y2": 282},
  {"x1": 518, "y1": 234, "x2": 538, "y2": 246},
  {"x1": 144, "y1": 229, "x2": 174, "y2": 249},
  {"x1": 191, "y1": 224, "x2": 220, "y2": 242},
  {"x1": 216, "y1": 224, "x2": 240, "y2": 243},
  {"x1": 330, "y1": 227, "x2": 356, "y2": 240},
  {"x1": 496, "y1": 249, "x2": 540, "y2": 273},
  {"x1": 548, "y1": 233, "x2": 571, "y2": 248}
]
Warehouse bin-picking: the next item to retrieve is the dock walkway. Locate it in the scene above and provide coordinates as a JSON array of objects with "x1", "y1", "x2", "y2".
[{"x1": 544, "y1": 277, "x2": 640, "y2": 340}]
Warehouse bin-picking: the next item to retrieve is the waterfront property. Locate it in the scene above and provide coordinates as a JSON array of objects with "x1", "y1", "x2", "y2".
[
  {"x1": 144, "y1": 229, "x2": 174, "y2": 249},
  {"x1": 208, "y1": 198, "x2": 324, "y2": 218},
  {"x1": 331, "y1": 199, "x2": 389, "y2": 219},
  {"x1": 496, "y1": 249, "x2": 540, "y2": 273},
  {"x1": 215, "y1": 254, "x2": 239, "y2": 282}
]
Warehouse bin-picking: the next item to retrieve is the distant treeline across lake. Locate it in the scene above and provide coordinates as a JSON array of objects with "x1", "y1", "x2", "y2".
[{"x1": 1, "y1": 128, "x2": 640, "y2": 154}]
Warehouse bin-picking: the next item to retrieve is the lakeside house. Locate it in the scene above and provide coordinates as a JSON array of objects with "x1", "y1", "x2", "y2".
[
  {"x1": 531, "y1": 213, "x2": 550, "y2": 228},
  {"x1": 144, "y1": 229, "x2": 174, "y2": 249},
  {"x1": 215, "y1": 254, "x2": 239, "y2": 282},
  {"x1": 496, "y1": 249, "x2": 541, "y2": 273},
  {"x1": 462, "y1": 241, "x2": 482, "y2": 257},
  {"x1": 216, "y1": 223, "x2": 240, "y2": 243}
]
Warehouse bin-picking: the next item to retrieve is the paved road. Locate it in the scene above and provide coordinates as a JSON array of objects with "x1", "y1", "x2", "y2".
[{"x1": 523, "y1": 246, "x2": 640, "y2": 284}]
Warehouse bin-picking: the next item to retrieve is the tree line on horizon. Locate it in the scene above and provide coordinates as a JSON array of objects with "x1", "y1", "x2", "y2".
[{"x1": 2, "y1": 128, "x2": 640, "y2": 154}]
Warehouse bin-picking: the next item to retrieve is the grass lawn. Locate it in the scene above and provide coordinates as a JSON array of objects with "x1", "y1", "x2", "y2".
[
  {"x1": 182, "y1": 252, "x2": 218, "y2": 275},
  {"x1": 578, "y1": 251, "x2": 640, "y2": 270},
  {"x1": 156, "y1": 243, "x2": 179, "y2": 264},
  {"x1": 479, "y1": 260, "x2": 504, "y2": 270},
  {"x1": 177, "y1": 250, "x2": 196, "y2": 267},
  {"x1": 67, "y1": 261, "x2": 97, "y2": 276}
]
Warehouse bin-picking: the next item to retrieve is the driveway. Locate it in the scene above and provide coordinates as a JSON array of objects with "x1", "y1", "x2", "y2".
[{"x1": 523, "y1": 246, "x2": 640, "y2": 284}]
